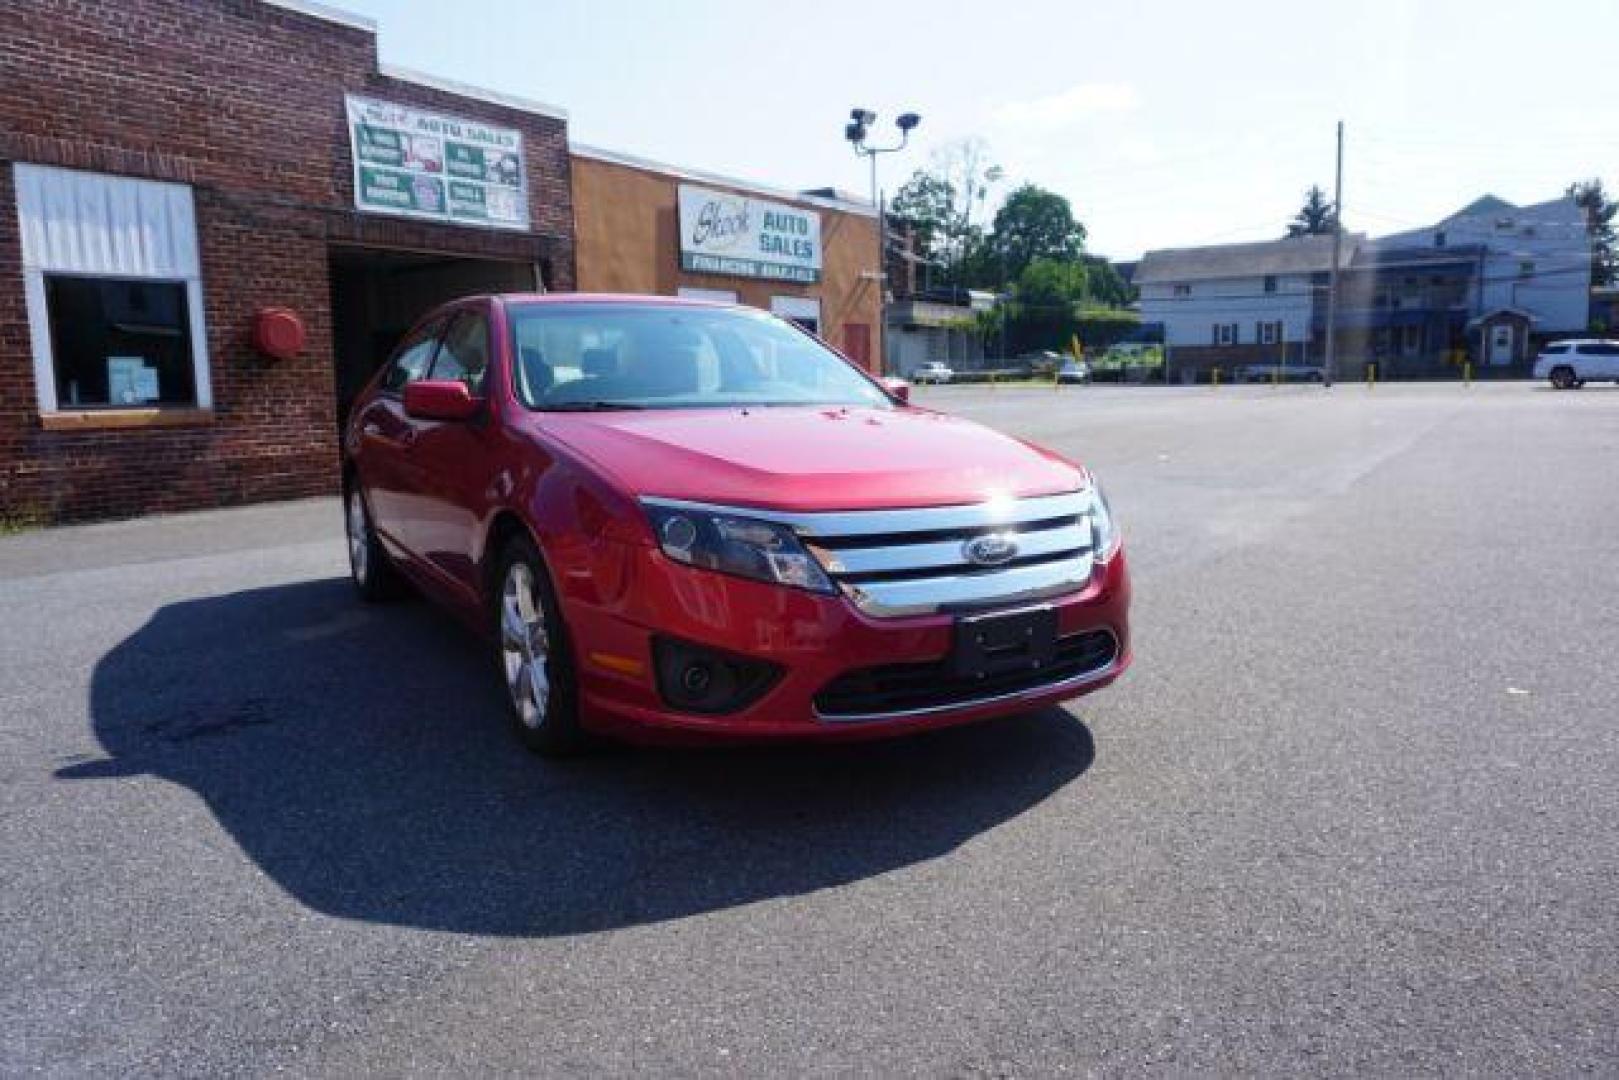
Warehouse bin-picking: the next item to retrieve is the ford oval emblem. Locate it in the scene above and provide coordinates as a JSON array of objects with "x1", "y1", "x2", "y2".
[{"x1": 963, "y1": 533, "x2": 1019, "y2": 567}]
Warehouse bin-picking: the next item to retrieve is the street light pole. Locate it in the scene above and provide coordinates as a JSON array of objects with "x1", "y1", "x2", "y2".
[{"x1": 847, "y1": 108, "x2": 920, "y2": 375}]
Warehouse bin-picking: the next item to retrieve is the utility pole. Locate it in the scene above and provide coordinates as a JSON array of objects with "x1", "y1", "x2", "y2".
[{"x1": 1324, "y1": 120, "x2": 1344, "y2": 387}]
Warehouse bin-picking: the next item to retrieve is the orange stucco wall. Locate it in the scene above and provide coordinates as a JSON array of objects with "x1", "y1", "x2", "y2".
[{"x1": 571, "y1": 154, "x2": 881, "y2": 371}]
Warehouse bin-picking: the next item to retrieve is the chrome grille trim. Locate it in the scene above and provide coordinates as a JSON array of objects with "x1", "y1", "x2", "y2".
[
  {"x1": 643, "y1": 491, "x2": 1097, "y2": 617},
  {"x1": 807, "y1": 522, "x2": 1090, "y2": 576},
  {"x1": 841, "y1": 554, "x2": 1095, "y2": 617},
  {"x1": 641, "y1": 490, "x2": 1092, "y2": 538}
]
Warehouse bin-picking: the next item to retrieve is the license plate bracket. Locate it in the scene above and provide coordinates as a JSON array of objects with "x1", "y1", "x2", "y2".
[{"x1": 953, "y1": 605, "x2": 1058, "y2": 679}]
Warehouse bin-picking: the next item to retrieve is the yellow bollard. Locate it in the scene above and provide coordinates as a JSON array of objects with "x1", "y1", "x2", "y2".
[
  {"x1": 1366, "y1": 362, "x2": 1376, "y2": 389},
  {"x1": 1464, "y1": 361, "x2": 1472, "y2": 387},
  {"x1": 1212, "y1": 367, "x2": 1220, "y2": 389}
]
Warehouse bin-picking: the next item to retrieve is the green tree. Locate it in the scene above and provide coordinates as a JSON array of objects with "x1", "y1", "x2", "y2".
[
  {"x1": 1081, "y1": 255, "x2": 1134, "y2": 307},
  {"x1": 1567, "y1": 177, "x2": 1617, "y2": 286},
  {"x1": 1014, "y1": 257, "x2": 1089, "y2": 309},
  {"x1": 889, "y1": 170, "x2": 956, "y2": 265},
  {"x1": 1286, "y1": 185, "x2": 1338, "y2": 237},
  {"x1": 992, "y1": 184, "x2": 1086, "y2": 281},
  {"x1": 888, "y1": 139, "x2": 1003, "y2": 289}
]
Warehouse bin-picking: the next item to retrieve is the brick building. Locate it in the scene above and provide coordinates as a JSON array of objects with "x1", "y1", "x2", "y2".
[
  {"x1": 571, "y1": 147, "x2": 880, "y2": 369},
  {"x1": 0, "y1": 0, "x2": 575, "y2": 522}
]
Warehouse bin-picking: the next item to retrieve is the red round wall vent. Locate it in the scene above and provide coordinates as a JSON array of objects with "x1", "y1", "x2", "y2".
[{"x1": 253, "y1": 307, "x2": 306, "y2": 361}]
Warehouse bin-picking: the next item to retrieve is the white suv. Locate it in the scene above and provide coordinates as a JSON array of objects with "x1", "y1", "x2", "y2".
[
  {"x1": 911, "y1": 361, "x2": 954, "y2": 384},
  {"x1": 1534, "y1": 339, "x2": 1619, "y2": 389}
]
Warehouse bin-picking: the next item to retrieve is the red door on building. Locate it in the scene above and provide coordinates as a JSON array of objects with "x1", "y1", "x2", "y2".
[{"x1": 843, "y1": 323, "x2": 872, "y2": 370}]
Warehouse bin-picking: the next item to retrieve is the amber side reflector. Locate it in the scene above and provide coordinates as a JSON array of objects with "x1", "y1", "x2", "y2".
[{"x1": 589, "y1": 651, "x2": 646, "y2": 677}]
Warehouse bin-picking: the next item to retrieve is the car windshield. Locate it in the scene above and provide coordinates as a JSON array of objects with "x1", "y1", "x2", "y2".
[{"x1": 508, "y1": 302, "x2": 890, "y2": 411}]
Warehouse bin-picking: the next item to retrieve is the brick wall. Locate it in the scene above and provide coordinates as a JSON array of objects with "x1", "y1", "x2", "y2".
[{"x1": 0, "y1": 0, "x2": 574, "y2": 522}]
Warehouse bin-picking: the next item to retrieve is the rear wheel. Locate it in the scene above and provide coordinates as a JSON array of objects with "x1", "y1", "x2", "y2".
[
  {"x1": 1550, "y1": 366, "x2": 1576, "y2": 389},
  {"x1": 345, "y1": 485, "x2": 403, "y2": 601},
  {"x1": 494, "y1": 535, "x2": 585, "y2": 756}
]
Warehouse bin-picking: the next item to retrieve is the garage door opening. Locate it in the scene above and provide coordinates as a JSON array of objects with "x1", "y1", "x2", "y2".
[{"x1": 328, "y1": 246, "x2": 538, "y2": 426}]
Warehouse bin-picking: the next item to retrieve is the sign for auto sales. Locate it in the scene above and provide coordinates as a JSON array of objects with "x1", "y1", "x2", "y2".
[
  {"x1": 345, "y1": 95, "x2": 529, "y2": 230},
  {"x1": 677, "y1": 184, "x2": 822, "y2": 283}
]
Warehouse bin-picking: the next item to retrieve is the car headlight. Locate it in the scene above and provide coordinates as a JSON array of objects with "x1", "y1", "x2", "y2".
[
  {"x1": 1084, "y1": 483, "x2": 1122, "y2": 559},
  {"x1": 644, "y1": 503, "x2": 835, "y2": 594}
]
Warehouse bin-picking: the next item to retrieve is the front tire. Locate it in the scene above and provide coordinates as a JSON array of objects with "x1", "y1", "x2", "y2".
[
  {"x1": 494, "y1": 535, "x2": 584, "y2": 756},
  {"x1": 345, "y1": 485, "x2": 403, "y2": 601},
  {"x1": 1550, "y1": 366, "x2": 1576, "y2": 389}
]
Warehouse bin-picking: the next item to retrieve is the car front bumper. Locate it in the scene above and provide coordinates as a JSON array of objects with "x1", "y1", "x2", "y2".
[{"x1": 560, "y1": 543, "x2": 1132, "y2": 742}]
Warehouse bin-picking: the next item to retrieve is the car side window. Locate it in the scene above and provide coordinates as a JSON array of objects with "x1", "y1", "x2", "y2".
[
  {"x1": 382, "y1": 321, "x2": 443, "y2": 395},
  {"x1": 431, "y1": 310, "x2": 491, "y2": 393}
]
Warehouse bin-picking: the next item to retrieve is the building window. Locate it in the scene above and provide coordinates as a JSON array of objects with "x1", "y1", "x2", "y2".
[
  {"x1": 45, "y1": 277, "x2": 197, "y2": 407},
  {"x1": 677, "y1": 287, "x2": 739, "y2": 303},
  {"x1": 1263, "y1": 275, "x2": 1277, "y2": 294},
  {"x1": 1434, "y1": 230, "x2": 1446, "y2": 248},
  {"x1": 1402, "y1": 325, "x2": 1422, "y2": 357},
  {"x1": 770, "y1": 295, "x2": 821, "y2": 335},
  {"x1": 16, "y1": 164, "x2": 210, "y2": 414},
  {"x1": 1173, "y1": 284, "x2": 1191, "y2": 297},
  {"x1": 1214, "y1": 322, "x2": 1237, "y2": 346},
  {"x1": 1259, "y1": 320, "x2": 1280, "y2": 345},
  {"x1": 1519, "y1": 261, "x2": 1535, "y2": 278}
]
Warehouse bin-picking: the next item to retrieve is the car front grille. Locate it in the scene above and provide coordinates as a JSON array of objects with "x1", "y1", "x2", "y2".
[
  {"x1": 814, "y1": 628, "x2": 1119, "y2": 721},
  {"x1": 795, "y1": 490, "x2": 1099, "y2": 617}
]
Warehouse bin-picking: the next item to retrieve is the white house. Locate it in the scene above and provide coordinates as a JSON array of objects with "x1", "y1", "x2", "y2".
[
  {"x1": 1370, "y1": 194, "x2": 1591, "y2": 364},
  {"x1": 1136, "y1": 233, "x2": 1359, "y2": 376},
  {"x1": 1139, "y1": 192, "x2": 1593, "y2": 376}
]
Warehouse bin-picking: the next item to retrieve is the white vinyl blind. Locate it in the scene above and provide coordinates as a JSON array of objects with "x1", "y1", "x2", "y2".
[
  {"x1": 16, "y1": 164, "x2": 200, "y2": 278},
  {"x1": 13, "y1": 164, "x2": 210, "y2": 412}
]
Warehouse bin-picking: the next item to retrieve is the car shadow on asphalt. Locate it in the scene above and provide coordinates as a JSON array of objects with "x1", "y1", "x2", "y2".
[{"x1": 59, "y1": 578, "x2": 1095, "y2": 937}]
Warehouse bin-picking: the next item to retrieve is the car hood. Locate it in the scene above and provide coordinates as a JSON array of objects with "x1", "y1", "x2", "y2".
[{"x1": 536, "y1": 406, "x2": 1084, "y2": 511}]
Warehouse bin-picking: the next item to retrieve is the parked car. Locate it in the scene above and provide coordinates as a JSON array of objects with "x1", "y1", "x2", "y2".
[
  {"x1": 911, "y1": 361, "x2": 954, "y2": 384},
  {"x1": 1235, "y1": 362, "x2": 1326, "y2": 383},
  {"x1": 1056, "y1": 359, "x2": 1091, "y2": 384},
  {"x1": 344, "y1": 295, "x2": 1131, "y2": 754},
  {"x1": 1016, "y1": 350, "x2": 1066, "y2": 376},
  {"x1": 1534, "y1": 339, "x2": 1619, "y2": 389}
]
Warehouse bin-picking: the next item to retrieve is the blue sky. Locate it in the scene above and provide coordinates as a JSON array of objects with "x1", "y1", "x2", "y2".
[{"x1": 337, "y1": 0, "x2": 1619, "y2": 259}]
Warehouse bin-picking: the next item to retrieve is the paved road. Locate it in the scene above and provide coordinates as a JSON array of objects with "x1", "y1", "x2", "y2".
[{"x1": 3, "y1": 384, "x2": 1616, "y2": 1076}]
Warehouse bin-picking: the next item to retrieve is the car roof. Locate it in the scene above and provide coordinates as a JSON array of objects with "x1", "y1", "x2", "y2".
[{"x1": 1550, "y1": 338, "x2": 1619, "y2": 346}]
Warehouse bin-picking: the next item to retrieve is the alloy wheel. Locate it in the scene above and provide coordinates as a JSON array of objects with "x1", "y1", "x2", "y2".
[
  {"x1": 346, "y1": 490, "x2": 369, "y2": 584},
  {"x1": 500, "y1": 561, "x2": 551, "y2": 729}
]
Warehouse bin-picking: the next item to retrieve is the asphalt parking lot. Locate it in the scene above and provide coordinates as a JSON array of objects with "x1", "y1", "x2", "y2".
[{"x1": 2, "y1": 383, "x2": 1616, "y2": 1076}]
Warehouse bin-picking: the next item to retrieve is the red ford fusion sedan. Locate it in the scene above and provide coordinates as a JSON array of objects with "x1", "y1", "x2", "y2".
[{"x1": 343, "y1": 294, "x2": 1131, "y2": 754}]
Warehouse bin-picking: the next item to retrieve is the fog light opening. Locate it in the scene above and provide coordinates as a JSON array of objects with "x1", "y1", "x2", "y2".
[{"x1": 653, "y1": 637, "x2": 781, "y2": 715}]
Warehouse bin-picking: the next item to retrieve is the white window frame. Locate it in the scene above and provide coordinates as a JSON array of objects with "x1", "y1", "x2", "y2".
[
  {"x1": 676, "y1": 287, "x2": 739, "y2": 303},
  {"x1": 15, "y1": 164, "x2": 211, "y2": 414},
  {"x1": 1259, "y1": 320, "x2": 1279, "y2": 346},
  {"x1": 770, "y1": 295, "x2": 821, "y2": 323},
  {"x1": 1216, "y1": 322, "x2": 1236, "y2": 347}
]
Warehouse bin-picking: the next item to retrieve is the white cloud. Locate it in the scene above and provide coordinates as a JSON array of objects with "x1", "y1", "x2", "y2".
[{"x1": 992, "y1": 83, "x2": 1141, "y2": 131}]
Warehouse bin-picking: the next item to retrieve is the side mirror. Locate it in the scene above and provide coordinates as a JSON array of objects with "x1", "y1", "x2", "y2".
[
  {"x1": 403, "y1": 379, "x2": 481, "y2": 422},
  {"x1": 881, "y1": 377, "x2": 911, "y2": 404}
]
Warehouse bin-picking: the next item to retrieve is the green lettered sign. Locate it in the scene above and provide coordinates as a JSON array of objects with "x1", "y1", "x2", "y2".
[{"x1": 345, "y1": 95, "x2": 528, "y2": 230}]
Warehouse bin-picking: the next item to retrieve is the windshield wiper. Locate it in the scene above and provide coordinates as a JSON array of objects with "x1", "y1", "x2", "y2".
[{"x1": 541, "y1": 401, "x2": 647, "y2": 412}]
